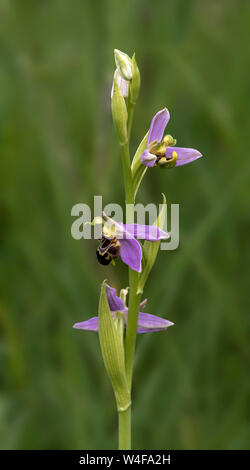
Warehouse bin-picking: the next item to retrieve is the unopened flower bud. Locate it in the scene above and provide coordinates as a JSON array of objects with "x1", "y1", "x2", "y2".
[
  {"x1": 114, "y1": 49, "x2": 132, "y2": 81},
  {"x1": 111, "y1": 69, "x2": 129, "y2": 99},
  {"x1": 111, "y1": 76, "x2": 128, "y2": 145}
]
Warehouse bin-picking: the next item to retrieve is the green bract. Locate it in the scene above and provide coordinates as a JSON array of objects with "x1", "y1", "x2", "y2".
[
  {"x1": 98, "y1": 281, "x2": 131, "y2": 412},
  {"x1": 131, "y1": 132, "x2": 148, "y2": 198},
  {"x1": 129, "y1": 54, "x2": 140, "y2": 105},
  {"x1": 137, "y1": 194, "x2": 167, "y2": 294}
]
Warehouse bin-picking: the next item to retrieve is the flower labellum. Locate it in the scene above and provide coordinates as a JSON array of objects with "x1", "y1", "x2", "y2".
[
  {"x1": 141, "y1": 108, "x2": 203, "y2": 168},
  {"x1": 73, "y1": 283, "x2": 174, "y2": 334},
  {"x1": 96, "y1": 236, "x2": 121, "y2": 266},
  {"x1": 95, "y1": 213, "x2": 170, "y2": 273}
]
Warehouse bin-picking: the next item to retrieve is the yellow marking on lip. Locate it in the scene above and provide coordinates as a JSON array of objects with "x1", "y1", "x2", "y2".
[{"x1": 157, "y1": 157, "x2": 167, "y2": 165}]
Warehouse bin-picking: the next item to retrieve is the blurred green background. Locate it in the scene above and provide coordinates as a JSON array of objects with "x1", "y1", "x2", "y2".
[{"x1": 0, "y1": 0, "x2": 249, "y2": 450}]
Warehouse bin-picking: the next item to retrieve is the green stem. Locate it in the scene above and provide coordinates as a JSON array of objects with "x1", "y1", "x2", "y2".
[
  {"x1": 121, "y1": 141, "x2": 134, "y2": 205},
  {"x1": 124, "y1": 269, "x2": 141, "y2": 389},
  {"x1": 127, "y1": 100, "x2": 135, "y2": 141},
  {"x1": 118, "y1": 96, "x2": 140, "y2": 450},
  {"x1": 118, "y1": 406, "x2": 131, "y2": 450}
]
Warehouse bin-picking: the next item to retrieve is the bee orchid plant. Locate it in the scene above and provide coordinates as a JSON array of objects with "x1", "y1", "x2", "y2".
[{"x1": 73, "y1": 49, "x2": 203, "y2": 449}]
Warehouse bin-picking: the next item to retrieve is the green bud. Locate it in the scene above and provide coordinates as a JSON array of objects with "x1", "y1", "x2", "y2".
[
  {"x1": 137, "y1": 194, "x2": 167, "y2": 294},
  {"x1": 111, "y1": 76, "x2": 128, "y2": 145},
  {"x1": 129, "y1": 54, "x2": 140, "y2": 104},
  {"x1": 98, "y1": 281, "x2": 131, "y2": 412},
  {"x1": 114, "y1": 49, "x2": 132, "y2": 81}
]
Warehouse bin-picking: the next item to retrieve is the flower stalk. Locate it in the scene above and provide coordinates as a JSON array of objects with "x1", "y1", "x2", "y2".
[
  {"x1": 118, "y1": 407, "x2": 131, "y2": 450},
  {"x1": 121, "y1": 141, "x2": 134, "y2": 205},
  {"x1": 119, "y1": 69, "x2": 140, "y2": 447},
  {"x1": 125, "y1": 269, "x2": 141, "y2": 389},
  {"x1": 73, "y1": 48, "x2": 202, "y2": 451}
]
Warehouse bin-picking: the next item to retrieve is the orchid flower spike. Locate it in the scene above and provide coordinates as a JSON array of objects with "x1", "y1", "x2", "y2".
[
  {"x1": 94, "y1": 212, "x2": 170, "y2": 273},
  {"x1": 141, "y1": 108, "x2": 202, "y2": 168},
  {"x1": 73, "y1": 284, "x2": 174, "y2": 334}
]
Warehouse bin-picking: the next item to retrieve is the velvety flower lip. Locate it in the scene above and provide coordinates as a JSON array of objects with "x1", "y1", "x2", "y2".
[
  {"x1": 98, "y1": 213, "x2": 169, "y2": 273},
  {"x1": 141, "y1": 108, "x2": 202, "y2": 168},
  {"x1": 73, "y1": 284, "x2": 174, "y2": 334}
]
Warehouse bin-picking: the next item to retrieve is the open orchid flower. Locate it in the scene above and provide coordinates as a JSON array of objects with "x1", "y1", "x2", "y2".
[
  {"x1": 73, "y1": 284, "x2": 174, "y2": 334},
  {"x1": 95, "y1": 212, "x2": 170, "y2": 273},
  {"x1": 141, "y1": 108, "x2": 202, "y2": 168}
]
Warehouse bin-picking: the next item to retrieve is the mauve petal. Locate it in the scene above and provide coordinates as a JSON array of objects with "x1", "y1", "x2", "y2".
[
  {"x1": 137, "y1": 312, "x2": 174, "y2": 333},
  {"x1": 106, "y1": 284, "x2": 125, "y2": 312},
  {"x1": 102, "y1": 213, "x2": 169, "y2": 242},
  {"x1": 73, "y1": 316, "x2": 99, "y2": 332},
  {"x1": 120, "y1": 238, "x2": 142, "y2": 272},
  {"x1": 122, "y1": 224, "x2": 170, "y2": 241},
  {"x1": 165, "y1": 146, "x2": 202, "y2": 167},
  {"x1": 147, "y1": 108, "x2": 170, "y2": 145},
  {"x1": 140, "y1": 150, "x2": 157, "y2": 167}
]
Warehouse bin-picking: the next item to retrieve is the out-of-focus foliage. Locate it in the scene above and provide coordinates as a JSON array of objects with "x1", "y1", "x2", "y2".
[{"x1": 0, "y1": 0, "x2": 249, "y2": 449}]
